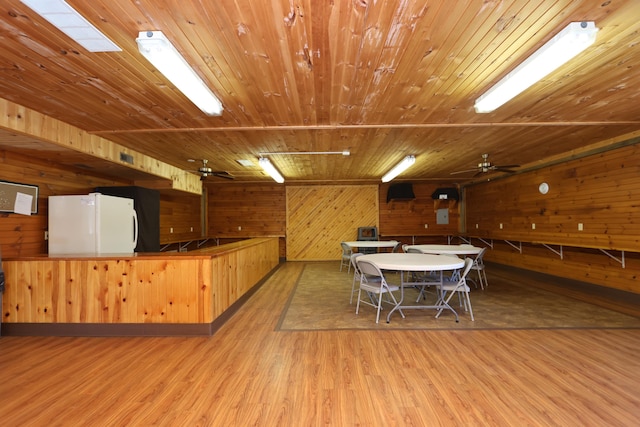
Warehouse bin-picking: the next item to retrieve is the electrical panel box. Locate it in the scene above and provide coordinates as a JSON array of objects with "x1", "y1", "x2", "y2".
[{"x1": 436, "y1": 208, "x2": 449, "y2": 225}]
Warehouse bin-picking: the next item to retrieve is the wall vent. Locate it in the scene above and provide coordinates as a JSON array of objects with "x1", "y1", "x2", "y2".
[{"x1": 120, "y1": 152, "x2": 134, "y2": 164}]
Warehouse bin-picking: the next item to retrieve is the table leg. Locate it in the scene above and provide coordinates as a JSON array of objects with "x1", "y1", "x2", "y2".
[{"x1": 387, "y1": 269, "x2": 459, "y2": 323}]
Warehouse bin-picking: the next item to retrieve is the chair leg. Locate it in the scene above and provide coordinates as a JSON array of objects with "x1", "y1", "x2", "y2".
[
  {"x1": 350, "y1": 275, "x2": 357, "y2": 304},
  {"x1": 375, "y1": 292, "x2": 383, "y2": 323},
  {"x1": 464, "y1": 290, "x2": 474, "y2": 321},
  {"x1": 476, "y1": 268, "x2": 485, "y2": 290},
  {"x1": 355, "y1": 288, "x2": 363, "y2": 314},
  {"x1": 435, "y1": 287, "x2": 461, "y2": 321},
  {"x1": 386, "y1": 290, "x2": 405, "y2": 319}
]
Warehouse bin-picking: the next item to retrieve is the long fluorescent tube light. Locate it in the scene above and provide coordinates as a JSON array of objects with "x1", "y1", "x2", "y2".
[
  {"x1": 136, "y1": 31, "x2": 223, "y2": 116},
  {"x1": 474, "y1": 21, "x2": 598, "y2": 113},
  {"x1": 20, "y1": 0, "x2": 121, "y2": 52},
  {"x1": 259, "y1": 150, "x2": 350, "y2": 156},
  {"x1": 381, "y1": 155, "x2": 415, "y2": 183},
  {"x1": 259, "y1": 157, "x2": 284, "y2": 183}
]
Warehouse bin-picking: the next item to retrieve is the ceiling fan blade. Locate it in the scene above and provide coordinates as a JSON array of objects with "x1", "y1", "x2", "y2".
[
  {"x1": 212, "y1": 171, "x2": 235, "y2": 180},
  {"x1": 496, "y1": 164, "x2": 520, "y2": 169},
  {"x1": 450, "y1": 168, "x2": 479, "y2": 175},
  {"x1": 494, "y1": 168, "x2": 517, "y2": 173}
]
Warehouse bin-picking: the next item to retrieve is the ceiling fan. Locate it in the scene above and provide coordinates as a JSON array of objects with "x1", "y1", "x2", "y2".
[
  {"x1": 188, "y1": 159, "x2": 234, "y2": 180},
  {"x1": 450, "y1": 153, "x2": 520, "y2": 176}
]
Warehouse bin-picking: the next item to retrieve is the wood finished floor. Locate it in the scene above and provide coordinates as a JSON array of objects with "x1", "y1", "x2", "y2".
[{"x1": 1, "y1": 262, "x2": 639, "y2": 426}]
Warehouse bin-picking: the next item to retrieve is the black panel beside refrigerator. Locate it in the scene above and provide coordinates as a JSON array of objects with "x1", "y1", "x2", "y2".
[{"x1": 95, "y1": 186, "x2": 160, "y2": 252}]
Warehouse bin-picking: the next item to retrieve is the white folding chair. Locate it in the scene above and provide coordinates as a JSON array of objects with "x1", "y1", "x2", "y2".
[
  {"x1": 340, "y1": 242, "x2": 353, "y2": 272},
  {"x1": 470, "y1": 247, "x2": 488, "y2": 289},
  {"x1": 436, "y1": 257, "x2": 474, "y2": 321},
  {"x1": 356, "y1": 259, "x2": 404, "y2": 323},
  {"x1": 349, "y1": 253, "x2": 380, "y2": 304}
]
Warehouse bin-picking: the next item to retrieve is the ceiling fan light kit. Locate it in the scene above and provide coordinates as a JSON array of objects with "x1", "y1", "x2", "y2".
[
  {"x1": 474, "y1": 21, "x2": 598, "y2": 113},
  {"x1": 189, "y1": 159, "x2": 234, "y2": 180},
  {"x1": 136, "y1": 31, "x2": 223, "y2": 116},
  {"x1": 381, "y1": 155, "x2": 415, "y2": 183},
  {"x1": 451, "y1": 153, "x2": 520, "y2": 176}
]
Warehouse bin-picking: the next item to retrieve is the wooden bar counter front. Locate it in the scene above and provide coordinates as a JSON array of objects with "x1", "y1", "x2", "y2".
[{"x1": 1, "y1": 238, "x2": 280, "y2": 336}]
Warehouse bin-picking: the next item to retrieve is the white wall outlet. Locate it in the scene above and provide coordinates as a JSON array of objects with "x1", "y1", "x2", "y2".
[
  {"x1": 424, "y1": 224, "x2": 428, "y2": 229},
  {"x1": 170, "y1": 227, "x2": 173, "y2": 233},
  {"x1": 578, "y1": 223, "x2": 584, "y2": 231},
  {"x1": 475, "y1": 223, "x2": 479, "y2": 229},
  {"x1": 499, "y1": 223, "x2": 503, "y2": 229},
  {"x1": 238, "y1": 226, "x2": 242, "y2": 231},
  {"x1": 531, "y1": 223, "x2": 536, "y2": 230},
  {"x1": 190, "y1": 227, "x2": 194, "y2": 232}
]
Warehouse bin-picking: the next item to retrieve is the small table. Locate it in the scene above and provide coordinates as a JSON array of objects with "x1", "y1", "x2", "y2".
[
  {"x1": 405, "y1": 244, "x2": 482, "y2": 256},
  {"x1": 357, "y1": 253, "x2": 464, "y2": 322}
]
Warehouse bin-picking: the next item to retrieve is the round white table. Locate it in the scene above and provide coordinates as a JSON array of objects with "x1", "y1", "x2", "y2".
[
  {"x1": 344, "y1": 240, "x2": 399, "y2": 249},
  {"x1": 357, "y1": 253, "x2": 464, "y2": 322},
  {"x1": 405, "y1": 244, "x2": 482, "y2": 256}
]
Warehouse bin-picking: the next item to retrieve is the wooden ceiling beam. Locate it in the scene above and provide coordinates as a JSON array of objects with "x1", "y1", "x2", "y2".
[{"x1": 0, "y1": 97, "x2": 202, "y2": 195}]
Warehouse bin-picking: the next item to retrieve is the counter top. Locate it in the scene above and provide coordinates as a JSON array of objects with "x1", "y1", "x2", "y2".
[{"x1": 5, "y1": 237, "x2": 275, "y2": 261}]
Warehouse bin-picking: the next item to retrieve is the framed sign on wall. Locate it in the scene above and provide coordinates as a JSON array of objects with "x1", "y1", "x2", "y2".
[{"x1": 0, "y1": 180, "x2": 39, "y2": 214}]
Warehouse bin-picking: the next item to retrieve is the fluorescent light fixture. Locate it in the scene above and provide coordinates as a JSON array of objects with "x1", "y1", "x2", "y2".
[
  {"x1": 259, "y1": 157, "x2": 284, "y2": 183},
  {"x1": 20, "y1": 0, "x2": 121, "y2": 52},
  {"x1": 381, "y1": 155, "x2": 415, "y2": 183},
  {"x1": 236, "y1": 159, "x2": 254, "y2": 167},
  {"x1": 259, "y1": 150, "x2": 350, "y2": 156},
  {"x1": 474, "y1": 21, "x2": 598, "y2": 113},
  {"x1": 136, "y1": 31, "x2": 223, "y2": 116}
]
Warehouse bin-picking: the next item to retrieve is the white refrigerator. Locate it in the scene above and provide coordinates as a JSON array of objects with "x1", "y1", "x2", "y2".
[{"x1": 48, "y1": 193, "x2": 138, "y2": 255}]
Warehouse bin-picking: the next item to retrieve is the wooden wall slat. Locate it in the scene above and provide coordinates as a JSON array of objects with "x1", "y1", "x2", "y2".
[
  {"x1": 2, "y1": 238, "x2": 279, "y2": 325},
  {"x1": 0, "y1": 149, "x2": 203, "y2": 257},
  {"x1": 465, "y1": 143, "x2": 640, "y2": 293},
  {"x1": 286, "y1": 185, "x2": 378, "y2": 261},
  {"x1": 379, "y1": 182, "x2": 460, "y2": 243}
]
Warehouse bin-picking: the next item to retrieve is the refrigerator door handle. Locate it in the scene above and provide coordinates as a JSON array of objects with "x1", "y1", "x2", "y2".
[{"x1": 132, "y1": 210, "x2": 139, "y2": 250}]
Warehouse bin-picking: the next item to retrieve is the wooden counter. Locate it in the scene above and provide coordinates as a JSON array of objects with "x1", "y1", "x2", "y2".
[{"x1": 1, "y1": 237, "x2": 280, "y2": 336}]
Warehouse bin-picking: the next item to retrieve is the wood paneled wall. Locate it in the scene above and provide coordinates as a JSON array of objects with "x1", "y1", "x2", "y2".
[
  {"x1": 286, "y1": 185, "x2": 378, "y2": 261},
  {"x1": 207, "y1": 183, "x2": 287, "y2": 257},
  {"x1": 0, "y1": 98, "x2": 202, "y2": 194},
  {"x1": 3, "y1": 257, "x2": 211, "y2": 324},
  {"x1": 465, "y1": 143, "x2": 640, "y2": 293},
  {"x1": 379, "y1": 182, "x2": 460, "y2": 245},
  {"x1": 160, "y1": 193, "x2": 203, "y2": 244},
  {"x1": 2, "y1": 238, "x2": 279, "y2": 327},
  {"x1": 207, "y1": 183, "x2": 286, "y2": 237},
  {"x1": 0, "y1": 150, "x2": 203, "y2": 257},
  {"x1": 0, "y1": 150, "x2": 128, "y2": 258},
  {"x1": 206, "y1": 182, "x2": 462, "y2": 260}
]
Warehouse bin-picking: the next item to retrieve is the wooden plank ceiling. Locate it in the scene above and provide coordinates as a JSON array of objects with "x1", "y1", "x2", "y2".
[{"x1": 1, "y1": 0, "x2": 640, "y2": 185}]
